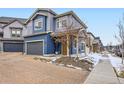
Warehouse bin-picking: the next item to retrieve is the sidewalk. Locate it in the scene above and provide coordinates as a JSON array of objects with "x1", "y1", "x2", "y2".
[{"x1": 84, "y1": 59, "x2": 120, "y2": 84}]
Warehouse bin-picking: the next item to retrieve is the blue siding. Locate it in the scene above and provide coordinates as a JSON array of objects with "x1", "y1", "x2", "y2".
[
  {"x1": 46, "y1": 33, "x2": 55, "y2": 54},
  {"x1": 33, "y1": 15, "x2": 47, "y2": 33},
  {"x1": 24, "y1": 33, "x2": 55, "y2": 54}
]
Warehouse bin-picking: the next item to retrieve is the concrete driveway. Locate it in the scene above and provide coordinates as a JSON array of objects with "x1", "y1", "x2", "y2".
[{"x1": 0, "y1": 52, "x2": 89, "y2": 84}]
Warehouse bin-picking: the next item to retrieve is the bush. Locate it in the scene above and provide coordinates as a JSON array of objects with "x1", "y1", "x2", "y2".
[{"x1": 119, "y1": 71, "x2": 124, "y2": 78}]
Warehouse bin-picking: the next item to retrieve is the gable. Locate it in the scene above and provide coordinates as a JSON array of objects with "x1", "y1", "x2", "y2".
[
  {"x1": 3, "y1": 20, "x2": 25, "y2": 29},
  {"x1": 26, "y1": 9, "x2": 56, "y2": 24}
]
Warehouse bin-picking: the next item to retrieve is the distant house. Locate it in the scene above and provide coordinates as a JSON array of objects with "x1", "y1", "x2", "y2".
[
  {"x1": 87, "y1": 32, "x2": 95, "y2": 53},
  {"x1": 0, "y1": 8, "x2": 103, "y2": 56},
  {"x1": 93, "y1": 37, "x2": 104, "y2": 53}
]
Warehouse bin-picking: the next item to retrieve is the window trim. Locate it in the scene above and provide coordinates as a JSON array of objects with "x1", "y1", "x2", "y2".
[
  {"x1": 11, "y1": 28, "x2": 22, "y2": 38},
  {"x1": 56, "y1": 19, "x2": 67, "y2": 28},
  {"x1": 34, "y1": 18, "x2": 43, "y2": 30},
  {"x1": 62, "y1": 20, "x2": 67, "y2": 27}
]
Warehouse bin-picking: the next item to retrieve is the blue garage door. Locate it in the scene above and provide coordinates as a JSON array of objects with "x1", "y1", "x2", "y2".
[{"x1": 3, "y1": 43, "x2": 23, "y2": 52}]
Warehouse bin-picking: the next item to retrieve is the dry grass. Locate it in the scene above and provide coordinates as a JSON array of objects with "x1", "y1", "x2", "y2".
[{"x1": 0, "y1": 53, "x2": 89, "y2": 84}]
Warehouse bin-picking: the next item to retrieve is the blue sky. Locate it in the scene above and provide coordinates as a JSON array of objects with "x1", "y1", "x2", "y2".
[{"x1": 0, "y1": 8, "x2": 123, "y2": 46}]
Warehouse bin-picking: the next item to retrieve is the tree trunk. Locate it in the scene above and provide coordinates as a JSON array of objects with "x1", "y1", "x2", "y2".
[
  {"x1": 122, "y1": 42, "x2": 124, "y2": 64},
  {"x1": 76, "y1": 34, "x2": 79, "y2": 57}
]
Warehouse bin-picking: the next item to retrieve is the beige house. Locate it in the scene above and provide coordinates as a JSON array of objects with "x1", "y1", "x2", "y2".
[
  {"x1": 93, "y1": 37, "x2": 103, "y2": 53},
  {"x1": 87, "y1": 32, "x2": 95, "y2": 53}
]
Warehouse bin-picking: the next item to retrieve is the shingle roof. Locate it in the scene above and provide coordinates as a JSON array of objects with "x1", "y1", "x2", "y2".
[{"x1": 0, "y1": 16, "x2": 27, "y2": 24}]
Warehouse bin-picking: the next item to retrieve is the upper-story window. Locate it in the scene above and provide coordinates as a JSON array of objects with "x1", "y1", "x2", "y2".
[
  {"x1": 62, "y1": 20, "x2": 67, "y2": 27},
  {"x1": 34, "y1": 18, "x2": 43, "y2": 30},
  {"x1": 56, "y1": 19, "x2": 67, "y2": 28},
  {"x1": 11, "y1": 28, "x2": 22, "y2": 38}
]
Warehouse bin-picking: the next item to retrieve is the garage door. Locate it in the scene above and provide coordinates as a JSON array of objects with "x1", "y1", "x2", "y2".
[
  {"x1": 3, "y1": 43, "x2": 23, "y2": 52},
  {"x1": 27, "y1": 41, "x2": 43, "y2": 55}
]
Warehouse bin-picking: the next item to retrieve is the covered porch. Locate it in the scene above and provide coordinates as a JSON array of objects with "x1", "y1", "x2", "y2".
[{"x1": 50, "y1": 28, "x2": 88, "y2": 56}]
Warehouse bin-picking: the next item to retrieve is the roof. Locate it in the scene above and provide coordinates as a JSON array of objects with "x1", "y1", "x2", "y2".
[
  {"x1": 26, "y1": 8, "x2": 57, "y2": 23},
  {"x1": 54, "y1": 11, "x2": 87, "y2": 28},
  {"x1": 0, "y1": 16, "x2": 27, "y2": 24},
  {"x1": 2, "y1": 19, "x2": 26, "y2": 28},
  {"x1": 0, "y1": 38, "x2": 24, "y2": 41},
  {"x1": 87, "y1": 32, "x2": 95, "y2": 38},
  {"x1": 95, "y1": 37, "x2": 100, "y2": 40},
  {"x1": 24, "y1": 31, "x2": 51, "y2": 38}
]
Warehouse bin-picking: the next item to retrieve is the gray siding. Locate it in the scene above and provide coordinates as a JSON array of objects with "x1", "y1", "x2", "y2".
[
  {"x1": 26, "y1": 10, "x2": 55, "y2": 35},
  {"x1": 3, "y1": 21, "x2": 27, "y2": 38},
  {"x1": 55, "y1": 15, "x2": 85, "y2": 32}
]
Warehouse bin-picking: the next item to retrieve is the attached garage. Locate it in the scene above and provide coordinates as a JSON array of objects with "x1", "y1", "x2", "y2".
[
  {"x1": 3, "y1": 43, "x2": 23, "y2": 52},
  {"x1": 26, "y1": 41, "x2": 43, "y2": 55}
]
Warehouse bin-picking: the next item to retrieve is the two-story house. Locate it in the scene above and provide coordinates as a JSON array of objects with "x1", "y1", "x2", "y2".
[
  {"x1": 0, "y1": 17, "x2": 27, "y2": 52},
  {"x1": 0, "y1": 8, "x2": 89, "y2": 56},
  {"x1": 93, "y1": 37, "x2": 104, "y2": 53},
  {"x1": 87, "y1": 32, "x2": 95, "y2": 53}
]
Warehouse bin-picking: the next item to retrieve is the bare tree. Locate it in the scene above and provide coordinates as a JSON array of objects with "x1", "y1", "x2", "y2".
[
  {"x1": 51, "y1": 21, "x2": 86, "y2": 57},
  {"x1": 115, "y1": 14, "x2": 124, "y2": 64},
  {"x1": 51, "y1": 22, "x2": 74, "y2": 56}
]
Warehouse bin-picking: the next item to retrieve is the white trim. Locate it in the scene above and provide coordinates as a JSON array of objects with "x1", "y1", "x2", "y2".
[
  {"x1": 34, "y1": 18, "x2": 43, "y2": 30},
  {"x1": 0, "y1": 42, "x2": 3, "y2": 52},
  {"x1": 30, "y1": 13, "x2": 47, "y2": 21},
  {"x1": 25, "y1": 39, "x2": 44, "y2": 55}
]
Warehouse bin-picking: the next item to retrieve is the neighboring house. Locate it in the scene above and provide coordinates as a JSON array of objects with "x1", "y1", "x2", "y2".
[
  {"x1": 93, "y1": 37, "x2": 104, "y2": 53},
  {"x1": 0, "y1": 8, "x2": 98, "y2": 56},
  {"x1": 0, "y1": 17, "x2": 27, "y2": 52},
  {"x1": 87, "y1": 32, "x2": 95, "y2": 53}
]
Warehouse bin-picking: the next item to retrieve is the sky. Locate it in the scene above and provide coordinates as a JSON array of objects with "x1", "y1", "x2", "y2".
[{"x1": 0, "y1": 8, "x2": 123, "y2": 46}]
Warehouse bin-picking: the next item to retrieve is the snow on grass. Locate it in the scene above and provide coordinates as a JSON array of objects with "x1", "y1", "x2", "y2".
[
  {"x1": 80, "y1": 53, "x2": 104, "y2": 65},
  {"x1": 108, "y1": 54, "x2": 122, "y2": 68}
]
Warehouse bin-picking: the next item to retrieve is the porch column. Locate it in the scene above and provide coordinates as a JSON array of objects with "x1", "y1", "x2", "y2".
[
  {"x1": 76, "y1": 34, "x2": 79, "y2": 57},
  {"x1": 67, "y1": 34, "x2": 69, "y2": 56}
]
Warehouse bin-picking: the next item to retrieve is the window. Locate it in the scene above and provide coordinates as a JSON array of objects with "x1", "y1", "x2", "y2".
[
  {"x1": 16, "y1": 30, "x2": 21, "y2": 37},
  {"x1": 62, "y1": 20, "x2": 67, "y2": 27},
  {"x1": 34, "y1": 18, "x2": 43, "y2": 30},
  {"x1": 80, "y1": 43, "x2": 85, "y2": 51},
  {"x1": 56, "y1": 19, "x2": 67, "y2": 28},
  {"x1": 11, "y1": 28, "x2": 22, "y2": 38},
  {"x1": 56, "y1": 21, "x2": 59, "y2": 28}
]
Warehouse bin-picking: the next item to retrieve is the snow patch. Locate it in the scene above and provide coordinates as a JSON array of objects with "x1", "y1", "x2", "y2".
[{"x1": 108, "y1": 54, "x2": 122, "y2": 68}]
